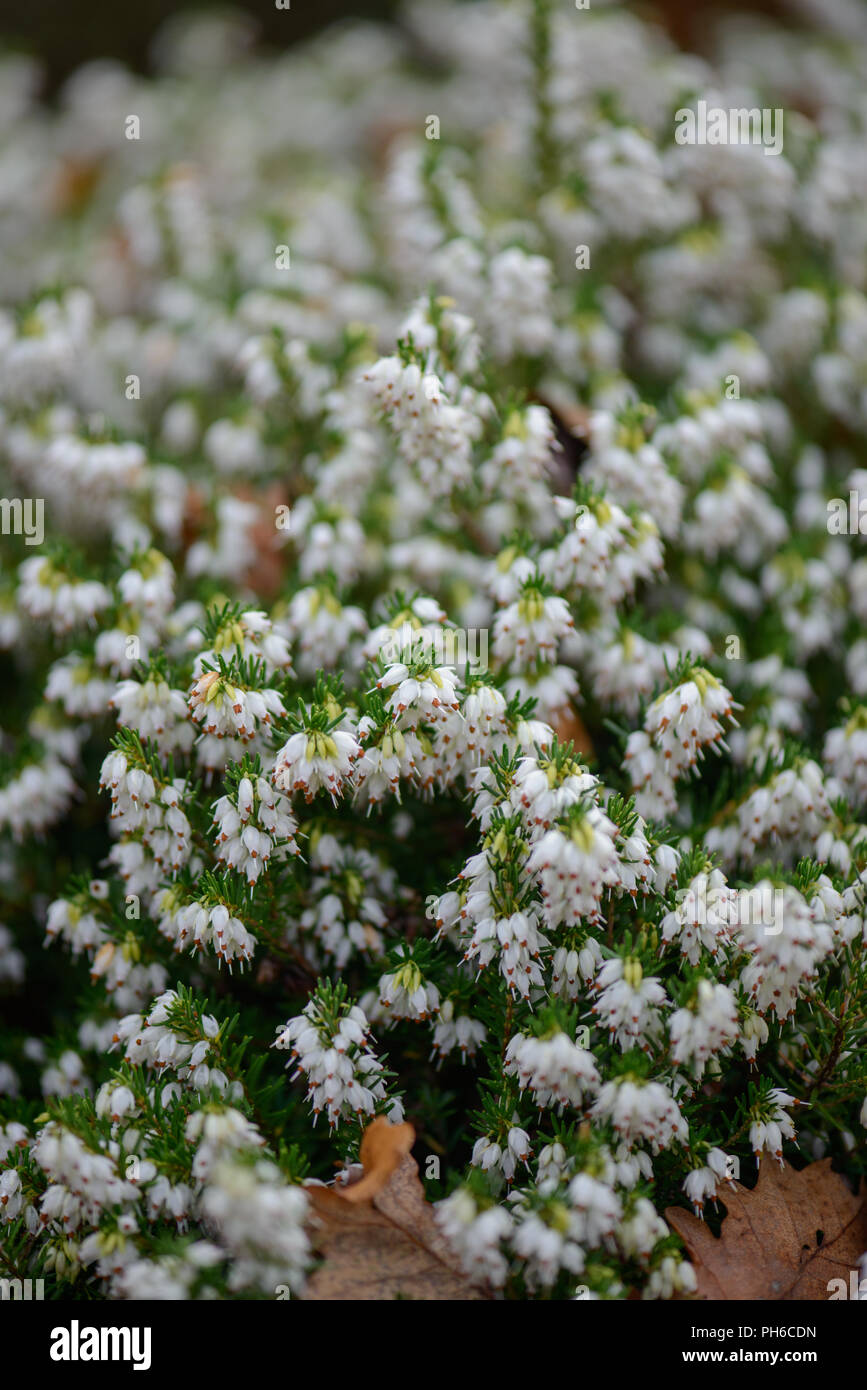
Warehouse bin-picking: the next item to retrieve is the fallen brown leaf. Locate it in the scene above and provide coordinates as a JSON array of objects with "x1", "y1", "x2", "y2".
[
  {"x1": 302, "y1": 1117, "x2": 487, "y2": 1301},
  {"x1": 234, "y1": 483, "x2": 291, "y2": 600},
  {"x1": 553, "y1": 706, "x2": 595, "y2": 759},
  {"x1": 51, "y1": 155, "x2": 103, "y2": 215},
  {"x1": 339, "y1": 1115, "x2": 415, "y2": 1204},
  {"x1": 666, "y1": 1159, "x2": 867, "y2": 1300}
]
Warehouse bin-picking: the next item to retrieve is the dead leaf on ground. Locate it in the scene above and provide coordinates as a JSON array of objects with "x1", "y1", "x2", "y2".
[
  {"x1": 665, "y1": 1159, "x2": 867, "y2": 1300},
  {"x1": 553, "y1": 706, "x2": 595, "y2": 759},
  {"x1": 51, "y1": 155, "x2": 103, "y2": 215},
  {"x1": 233, "y1": 482, "x2": 291, "y2": 599},
  {"x1": 302, "y1": 1117, "x2": 488, "y2": 1301}
]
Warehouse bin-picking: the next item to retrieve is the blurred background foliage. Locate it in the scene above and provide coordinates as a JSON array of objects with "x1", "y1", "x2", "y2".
[{"x1": 0, "y1": 0, "x2": 806, "y2": 96}]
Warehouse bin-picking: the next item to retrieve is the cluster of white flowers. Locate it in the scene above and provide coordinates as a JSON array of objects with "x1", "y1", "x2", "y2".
[
  {"x1": 110, "y1": 676, "x2": 194, "y2": 754},
  {"x1": 155, "y1": 896, "x2": 258, "y2": 969},
  {"x1": 272, "y1": 722, "x2": 360, "y2": 805},
  {"x1": 505, "y1": 1029, "x2": 600, "y2": 1109},
  {"x1": 188, "y1": 670, "x2": 286, "y2": 746},
  {"x1": 200, "y1": 1159, "x2": 310, "y2": 1296},
  {"x1": 299, "y1": 833, "x2": 394, "y2": 968},
  {"x1": 749, "y1": 1088, "x2": 801, "y2": 1167},
  {"x1": 273, "y1": 995, "x2": 397, "y2": 1130},
  {"x1": 377, "y1": 948, "x2": 441, "y2": 1023},
  {"x1": 592, "y1": 1077, "x2": 689, "y2": 1153},
  {"x1": 113, "y1": 991, "x2": 232, "y2": 1095},
  {"x1": 212, "y1": 774, "x2": 299, "y2": 889},
  {"x1": 624, "y1": 670, "x2": 738, "y2": 820},
  {"x1": 1, "y1": 0, "x2": 867, "y2": 1305},
  {"x1": 99, "y1": 750, "x2": 192, "y2": 875}
]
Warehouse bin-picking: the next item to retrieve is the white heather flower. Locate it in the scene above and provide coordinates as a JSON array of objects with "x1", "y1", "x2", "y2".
[
  {"x1": 683, "y1": 1148, "x2": 737, "y2": 1217},
  {"x1": 617, "y1": 1194, "x2": 669, "y2": 1262},
  {"x1": 436, "y1": 1188, "x2": 513, "y2": 1287},
  {"x1": 463, "y1": 904, "x2": 548, "y2": 1000},
  {"x1": 212, "y1": 775, "x2": 299, "y2": 887},
  {"x1": 361, "y1": 356, "x2": 483, "y2": 498},
  {"x1": 98, "y1": 755, "x2": 192, "y2": 875},
  {"x1": 0, "y1": 1168, "x2": 27, "y2": 1224},
  {"x1": 192, "y1": 609, "x2": 293, "y2": 677},
  {"x1": 592, "y1": 957, "x2": 668, "y2": 1053},
  {"x1": 274, "y1": 998, "x2": 390, "y2": 1130},
  {"x1": 17, "y1": 557, "x2": 111, "y2": 635},
  {"x1": 201, "y1": 1158, "x2": 310, "y2": 1296},
  {"x1": 301, "y1": 833, "x2": 396, "y2": 967},
  {"x1": 528, "y1": 805, "x2": 620, "y2": 930},
  {"x1": 733, "y1": 760, "x2": 833, "y2": 866},
  {"x1": 660, "y1": 869, "x2": 740, "y2": 965},
  {"x1": 0, "y1": 924, "x2": 24, "y2": 984},
  {"x1": 643, "y1": 1256, "x2": 697, "y2": 1300},
  {"x1": 471, "y1": 1126, "x2": 532, "y2": 1184},
  {"x1": 30, "y1": 1120, "x2": 140, "y2": 1229},
  {"x1": 0, "y1": 758, "x2": 78, "y2": 840},
  {"x1": 376, "y1": 658, "x2": 460, "y2": 727},
  {"x1": 45, "y1": 656, "x2": 115, "y2": 719},
  {"x1": 612, "y1": 1144, "x2": 654, "y2": 1190},
  {"x1": 0, "y1": 1123, "x2": 28, "y2": 1164},
  {"x1": 460, "y1": 685, "x2": 508, "y2": 763},
  {"x1": 112, "y1": 993, "x2": 228, "y2": 1091},
  {"x1": 186, "y1": 496, "x2": 260, "y2": 584},
  {"x1": 41, "y1": 1050, "x2": 89, "y2": 1099},
  {"x1": 378, "y1": 949, "x2": 440, "y2": 1023},
  {"x1": 585, "y1": 411, "x2": 684, "y2": 540},
  {"x1": 613, "y1": 819, "x2": 655, "y2": 903},
  {"x1": 550, "y1": 939, "x2": 602, "y2": 1000},
  {"x1": 493, "y1": 585, "x2": 574, "y2": 668},
  {"x1": 505, "y1": 1029, "x2": 600, "y2": 1109},
  {"x1": 289, "y1": 501, "x2": 367, "y2": 589},
  {"x1": 117, "y1": 550, "x2": 175, "y2": 619},
  {"x1": 284, "y1": 587, "x2": 366, "y2": 678},
  {"x1": 510, "y1": 1200, "x2": 586, "y2": 1290},
  {"x1": 546, "y1": 496, "x2": 663, "y2": 602},
  {"x1": 568, "y1": 1171, "x2": 623, "y2": 1246},
  {"x1": 272, "y1": 725, "x2": 360, "y2": 804},
  {"x1": 353, "y1": 717, "x2": 419, "y2": 807},
  {"x1": 536, "y1": 1141, "x2": 570, "y2": 1195},
  {"x1": 110, "y1": 677, "x2": 194, "y2": 754},
  {"x1": 823, "y1": 709, "x2": 867, "y2": 806},
  {"x1": 431, "y1": 999, "x2": 487, "y2": 1064},
  {"x1": 188, "y1": 669, "x2": 285, "y2": 743},
  {"x1": 502, "y1": 664, "x2": 578, "y2": 724},
  {"x1": 549, "y1": 947, "x2": 580, "y2": 1002},
  {"x1": 736, "y1": 882, "x2": 835, "y2": 1021},
  {"x1": 481, "y1": 404, "x2": 555, "y2": 501},
  {"x1": 749, "y1": 1088, "x2": 800, "y2": 1167},
  {"x1": 738, "y1": 1009, "x2": 768, "y2": 1065},
  {"x1": 585, "y1": 626, "x2": 669, "y2": 720},
  {"x1": 0, "y1": 1064, "x2": 20, "y2": 1099},
  {"x1": 591, "y1": 1077, "x2": 688, "y2": 1153},
  {"x1": 486, "y1": 247, "x2": 554, "y2": 360},
  {"x1": 512, "y1": 753, "x2": 599, "y2": 836},
  {"x1": 185, "y1": 1107, "x2": 265, "y2": 1181},
  {"x1": 94, "y1": 1082, "x2": 137, "y2": 1124},
  {"x1": 191, "y1": 903, "x2": 256, "y2": 969},
  {"x1": 625, "y1": 669, "x2": 737, "y2": 819},
  {"x1": 668, "y1": 980, "x2": 739, "y2": 1076},
  {"x1": 44, "y1": 895, "x2": 105, "y2": 958}
]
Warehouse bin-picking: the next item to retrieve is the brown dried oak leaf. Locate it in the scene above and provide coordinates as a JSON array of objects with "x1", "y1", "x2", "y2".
[
  {"x1": 302, "y1": 1117, "x2": 487, "y2": 1301},
  {"x1": 665, "y1": 1158, "x2": 867, "y2": 1300},
  {"x1": 553, "y1": 707, "x2": 595, "y2": 760}
]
